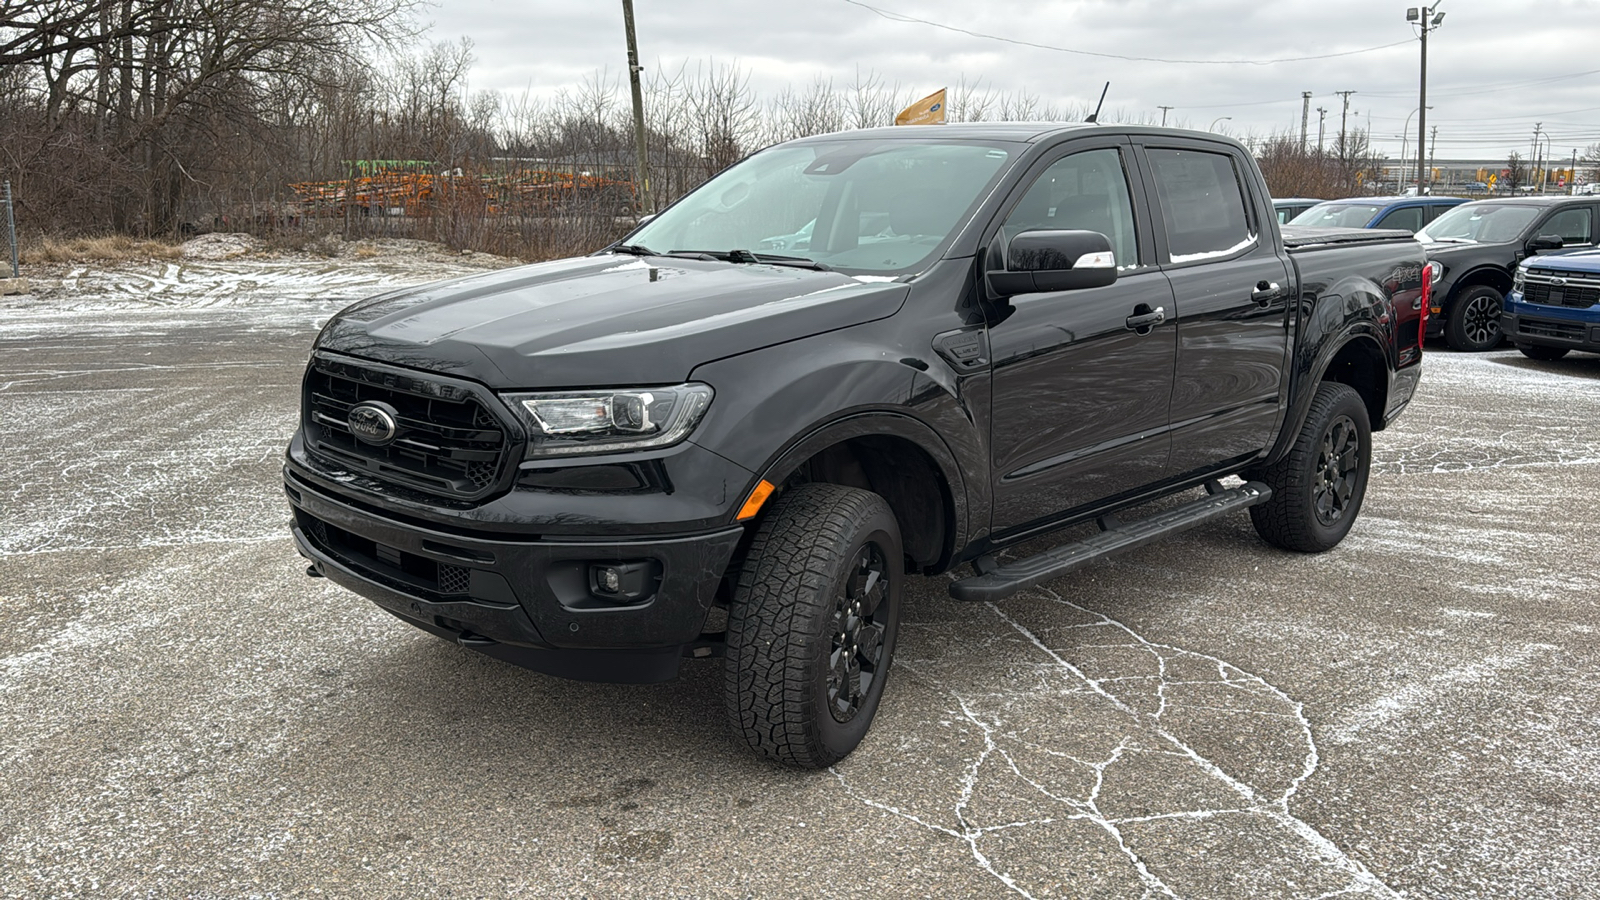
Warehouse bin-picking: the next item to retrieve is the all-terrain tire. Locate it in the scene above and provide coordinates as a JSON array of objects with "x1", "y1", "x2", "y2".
[
  {"x1": 1249, "y1": 381, "x2": 1372, "y2": 553},
  {"x1": 723, "y1": 483, "x2": 902, "y2": 768},
  {"x1": 1445, "y1": 285, "x2": 1505, "y2": 351},
  {"x1": 1517, "y1": 343, "x2": 1571, "y2": 361}
]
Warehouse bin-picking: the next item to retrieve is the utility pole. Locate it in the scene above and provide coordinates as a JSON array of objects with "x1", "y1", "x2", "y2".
[
  {"x1": 622, "y1": 0, "x2": 653, "y2": 214},
  {"x1": 1429, "y1": 125, "x2": 1438, "y2": 188},
  {"x1": 1532, "y1": 122, "x2": 1543, "y2": 194},
  {"x1": 1407, "y1": 5, "x2": 1445, "y2": 195},
  {"x1": 1335, "y1": 90, "x2": 1357, "y2": 154},
  {"x1": 1300, "y1": 92, "x2": 1312, "y2": 151},
  {"x1": 1316, "y1": 107, "x2": 1328, "y2": 154},
  {"x1": 1571, "y1": 148, "x2": 1579, "y2": 195},
  {"x1": 1158, "y1": 105, "x2": 1174, "y2": 127}
]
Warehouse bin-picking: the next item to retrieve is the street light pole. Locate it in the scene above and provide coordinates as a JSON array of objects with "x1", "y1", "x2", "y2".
[
  {"x1": 1209, "y1": 116, "x2": 1232, "y2": 132},
  {"x1": 1407, "y1": 5, "x2": 1445, "y2": 195}
]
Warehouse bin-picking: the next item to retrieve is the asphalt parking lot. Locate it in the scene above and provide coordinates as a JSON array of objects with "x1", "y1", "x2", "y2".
[{"x1": 3, "y1": 255, "x2": 1599, "y2": 898}]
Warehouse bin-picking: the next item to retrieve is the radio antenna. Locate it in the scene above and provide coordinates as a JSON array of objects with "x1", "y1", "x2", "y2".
[{"x1": 1086, "y1": 82, "x2": 1110, "y2": 124}]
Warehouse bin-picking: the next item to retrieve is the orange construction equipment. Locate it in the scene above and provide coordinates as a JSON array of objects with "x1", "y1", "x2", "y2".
[{"x1": 292, "y1": 167, "x2": 636, "y2": 218}]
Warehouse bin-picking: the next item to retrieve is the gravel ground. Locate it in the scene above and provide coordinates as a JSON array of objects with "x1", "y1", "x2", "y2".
[{"x1": 2, "y1": 251, "x2": 1598, "y2": 899}]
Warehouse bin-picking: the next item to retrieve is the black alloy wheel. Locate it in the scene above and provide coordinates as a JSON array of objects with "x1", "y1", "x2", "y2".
[
  {"x1": 1445, "y1": 285, "x2": 1505, "y2": 351},
  {"x1": 827, "y1": 543, "x2": 890, "y2": 723},
  {"x1": 1314, "y1": 414, "x2": 1361, "y2": 527},
  {"x1": 1248, "y1": 381, "x2": 1372, "y2": 552}
]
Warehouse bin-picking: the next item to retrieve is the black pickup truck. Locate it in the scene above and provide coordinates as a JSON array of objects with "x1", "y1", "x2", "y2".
[{"x1": 285, "y1": 124, "x2": 1426, "y2": 767}]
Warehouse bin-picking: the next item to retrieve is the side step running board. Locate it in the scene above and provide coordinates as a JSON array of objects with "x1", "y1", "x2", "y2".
[{"x1": 949, "y1": 480, "x2": 1272, "y2": 603}]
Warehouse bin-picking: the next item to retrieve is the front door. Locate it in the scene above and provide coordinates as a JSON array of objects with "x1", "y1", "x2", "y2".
[{"x1": 986, "y1": 142, "x2": 1177, "y2": 535}]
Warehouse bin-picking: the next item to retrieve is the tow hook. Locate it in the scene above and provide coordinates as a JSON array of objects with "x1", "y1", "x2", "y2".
[{"x1": 305, "y1": 564, "x2": 324, "y2": 579}]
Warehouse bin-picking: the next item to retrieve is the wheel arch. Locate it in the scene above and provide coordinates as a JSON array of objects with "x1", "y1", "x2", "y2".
[
  {"x1": 1266, "y1": 330, "x2": 1391, "y2": 465},
  {"x1": 751, "y1": 412, "x2": 968, "y2": 574},
  {"x1": 1444, "y1": 265, "x2": 1513, "y2": 306}
]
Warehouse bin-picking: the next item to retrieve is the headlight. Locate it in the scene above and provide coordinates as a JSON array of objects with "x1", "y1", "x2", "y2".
[
  {"x1": 1512, "y1": 267, "x2": 1525, "y2": 293},
  {"x1": 504, "y1": 383, "x2": 713, "y2": 458},
  {"x1": 1426, "y1": 260, "x2": 1444, "y2": 285}
]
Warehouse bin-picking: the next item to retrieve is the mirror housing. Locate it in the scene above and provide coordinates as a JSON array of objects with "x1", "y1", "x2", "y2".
[
  {"x1": 1528, "y1": 233, "x2": 1564, "y2": 253},
  {"x1": 987, "y1": 229, "x2": 1119, "y2": 296}
]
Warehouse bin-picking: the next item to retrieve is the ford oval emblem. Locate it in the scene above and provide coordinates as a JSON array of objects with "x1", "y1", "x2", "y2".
[
  {"x1": 1550, "y1": 276, "x2": 1567, "y2": 286},
  {"x1": 347, "y1": 402, "x2": 399, "y2": 446}
]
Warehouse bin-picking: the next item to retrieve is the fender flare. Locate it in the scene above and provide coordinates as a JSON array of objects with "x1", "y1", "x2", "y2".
[
  {"x1": 1266, "y1": 327, "x2": 1389, "y2": 466},
  {"x1": 751, "y1": 409, "x2": 971, "y2": 570}
]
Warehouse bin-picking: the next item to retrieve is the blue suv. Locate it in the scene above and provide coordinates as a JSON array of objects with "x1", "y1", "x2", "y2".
[
  {"x1": 1289, "y1": 195, "x2": 1466, "y2": 233},
  {"x1": 1503, "y1": 250, "x2": 1600, "y2": 359}
]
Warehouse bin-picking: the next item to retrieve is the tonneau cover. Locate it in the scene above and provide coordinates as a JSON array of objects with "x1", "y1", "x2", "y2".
[{"x1": 1280, "y1": 225, "x2": 1416, "y2": 251}]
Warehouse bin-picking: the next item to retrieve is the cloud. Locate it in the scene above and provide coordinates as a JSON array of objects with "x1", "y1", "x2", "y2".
[{"x1": 425, "y1": 0, "x2": 1600, "y2": 159}]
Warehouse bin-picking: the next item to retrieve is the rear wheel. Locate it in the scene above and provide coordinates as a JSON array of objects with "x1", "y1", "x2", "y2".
[
  {"x1": 1517, "y1": 343, "x2": 1571, "y2": 361},
  {"x1": 724, "y1": 483, "x2": 902, "y2": 768},
  {"x1": 1249, "y1": 382, "x2": 1371, "y2": 552},
  {"x1": 1445, "y1": 285, "x2": 1505, "y2": 351}
]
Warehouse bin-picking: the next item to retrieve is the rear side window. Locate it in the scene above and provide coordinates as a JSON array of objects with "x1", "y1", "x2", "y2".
[
  {"x1": 1147, "y1": 148, "x2": 1255, "y2": 261},
  {"x1": 1542, "y1": 207, "x2": 1593, "y2": 245},
  {"x1": 1375, "y1": 207, "x2": 1424, "y2": 233}
]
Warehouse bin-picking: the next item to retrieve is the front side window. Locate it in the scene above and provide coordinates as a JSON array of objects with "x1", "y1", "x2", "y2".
[
  {"x1": 1542, "y1": 207, "x2": 1593, "y2": 245},
  {"x1": 629, "y1": 139, "x2": 1015, "y2": 275},
  {"x1": 1375, "y1": 206, "x2": 1424, "y2": 233},
  {"x1": 1147, "y1": 148, "x2": 1255, "y2": 261},
  {"x1": 1001, "y1": 148, "x2": 1139, "y2": 268}
]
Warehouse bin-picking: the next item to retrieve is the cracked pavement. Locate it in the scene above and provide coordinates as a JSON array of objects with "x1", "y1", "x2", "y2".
[{"x1": 3, "y1": 256, "x2": 1599, "y2": 898}]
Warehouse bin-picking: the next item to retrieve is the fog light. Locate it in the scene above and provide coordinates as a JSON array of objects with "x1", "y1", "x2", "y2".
[{"x1": 589, "y1": 561, "x2": 658, "y2": 603}]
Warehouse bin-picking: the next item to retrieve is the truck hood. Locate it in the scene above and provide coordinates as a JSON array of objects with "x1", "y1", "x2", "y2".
[{"x1": 316, "y1": 255, "x2": 909, "y2": 388}]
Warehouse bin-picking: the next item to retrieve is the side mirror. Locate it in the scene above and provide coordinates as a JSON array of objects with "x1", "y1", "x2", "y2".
[
  {"x1": 987, "y1": 229, "x2": 1119, "y2": 297},
  {"x1": 1528, "y1": 233, "x2": 1564, "y2": 253}
]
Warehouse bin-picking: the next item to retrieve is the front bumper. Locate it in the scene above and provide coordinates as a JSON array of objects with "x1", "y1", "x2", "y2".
[
  {"x1": 1502, "y1": 298, "x2": 1600, "y2": 353},
  {"x1": 286, "y1": 473, "x2": 744, "y2": 683}
]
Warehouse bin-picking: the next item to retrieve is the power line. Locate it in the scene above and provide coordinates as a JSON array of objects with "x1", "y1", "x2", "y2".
[{"x1": 841, "y1": 0, "x2": 1414, "y2": 66}]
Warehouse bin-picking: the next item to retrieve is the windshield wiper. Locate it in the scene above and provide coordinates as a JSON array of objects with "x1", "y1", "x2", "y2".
[
  {"x1": 609, "y1": 243, "x2": 659, "y2": 256},
  {"x1": 669, "y1": 249, "x2": 832, "y2": 271},
  {"x1": 1427, "y1": 236, "x2": 1475, "y2": 244}
]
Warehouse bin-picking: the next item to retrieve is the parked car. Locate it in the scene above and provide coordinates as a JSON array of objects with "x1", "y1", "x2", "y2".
[
  {"x1": 284, "y1": 123, "x2": 1426, "y2": 767},
  {"x1": 1415, "y1": 196, "x2": 1598, "y2": 350},
  {"x1": 1289, "y1": 195, "x2": 1466, "y2": 233},
  {"x1": 1503, "y1": 249, "x2": 1600, "y2": 359},
  {"x1": 1272, "y1": 197, "x2": 1323, "y2": 223}
]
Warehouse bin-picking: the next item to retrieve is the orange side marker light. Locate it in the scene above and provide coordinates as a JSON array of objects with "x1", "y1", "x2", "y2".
[{"x1": 736, "y1": 479, "x2": 776, "y2": 521}]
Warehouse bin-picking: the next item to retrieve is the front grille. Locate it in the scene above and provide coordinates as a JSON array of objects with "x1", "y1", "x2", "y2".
[
  {"x1": 1519, "y1": 317, "x2": 1585, "y2": 340},
  {"x1": 305, "y1": 357, "x2": 510, "y2": 500},
  {"x1": 1523, "y1": 271, "x2": 1600, "y2": 309}
]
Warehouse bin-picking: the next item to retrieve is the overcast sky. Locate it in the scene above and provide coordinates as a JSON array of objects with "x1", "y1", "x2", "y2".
[{"x1": 425, "y1": 0, "x2": 1600, "y2": 162}]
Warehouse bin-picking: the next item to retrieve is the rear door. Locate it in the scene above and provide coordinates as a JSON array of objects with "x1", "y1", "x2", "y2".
[
  {"x1": 984, "y1": 137, "x2": 1176, "y2": 533},
  {"x1": 1133, "y1": 139, "x2": 1293, "y2": 478}
]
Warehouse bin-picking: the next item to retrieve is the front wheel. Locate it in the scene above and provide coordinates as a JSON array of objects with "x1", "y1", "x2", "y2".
[
  {"x1": 1445, "y1": 285, "x2": 1505, "y2": 351},
  {"x1": 724, "y1": 483, "x2": 902, "y2": 768},
  {"x1": 1249, "y1": 382, "x2": 1372, "y2": 552},
  {"x1": 1518, "y1": 343, "x2": 1571, "y2": 361}
]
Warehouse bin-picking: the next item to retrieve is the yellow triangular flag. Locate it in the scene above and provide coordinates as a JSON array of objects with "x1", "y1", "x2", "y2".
[{"x1": 895, "y1": 89, "x2": 947, "y2": 126}]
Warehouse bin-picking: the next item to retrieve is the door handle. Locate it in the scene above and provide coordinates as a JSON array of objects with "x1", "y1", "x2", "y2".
[
  {"x1": 1252, "y1": 281, "x2": 1281, "y2": 305},
  {"x1": 1124, "y1": 305, "x2": 1166, "y2": 332}
]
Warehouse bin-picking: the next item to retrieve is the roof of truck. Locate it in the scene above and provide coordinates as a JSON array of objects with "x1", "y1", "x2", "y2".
[{"x1": 785, "y1": 122, "x2": 1235, "y2": 144}]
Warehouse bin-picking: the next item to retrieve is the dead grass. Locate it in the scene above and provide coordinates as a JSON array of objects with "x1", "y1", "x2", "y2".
[{"x1": 20, "y1": 234, "x2": 184, "y2": 264}]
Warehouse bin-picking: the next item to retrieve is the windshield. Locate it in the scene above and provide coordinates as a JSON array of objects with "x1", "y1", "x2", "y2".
[
  {"x1": 1417, "y1": 204, "x2": 1540, "y2": 243},
  {"x1": 1289, "y1": 203, "x2": 1382, "y2": 228},
  {"x1": 627, "y1": 139, "x2": 1015, "y2": 274}
]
